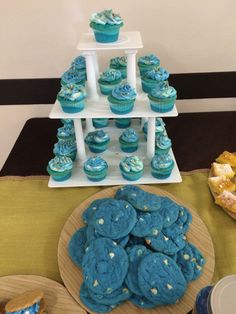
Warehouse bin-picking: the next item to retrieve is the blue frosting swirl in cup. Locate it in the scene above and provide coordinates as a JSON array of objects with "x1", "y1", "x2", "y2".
[
  {"x1": 112, "y1": 84, "x2": 137, "y2": 100},
  {"x1": 100, "y1": 69, "x2": 122, "y2": 82},
  {"x1": 120, "y1": 156, "x2": 144, "y2": 173},
  {"x1": 71, "y1": 55, "x2": 86, "y2": 69},
  {"x1": 110, "y1": 56, "x2": 127, "y2": 67},
  {"x1": 145, "y1": 67, "x2": 169, "y2": 81},
  {"x1": 151, "y1": 153, "x2": 173, "y2": 169},
  {"x1": 61, "y1": 118, "x2": 74, "y2": 125},
  {"x1": 62, "y1": 68, "x2": 86, "y2": 84},
  {"x1": 84, "y1": 156, "x2": 108, "y2": 172},
  {"x1": 58, "y1": 83, "x2": 86, "y2": 101},
  {"x1": 49, "y1": 156, "x2": 73, "y2": 172},
  {"x1": 138, "y1": 54, "x2": 160, "y2": 66},
  {"x1": 53, "y1": 140, "x2": 77, "y2": 155},
  {"x1": 90, "y1": 10, "x2": 123, "y2": 25},
  {"x1": 121, "y1": 128, "x2": 139, "y2": 143},
  {"x1": 156, "y1": 134, "x2": 172, "y2": 149},
  {"x1": 57, "y1": 124, "x2": 75, "y2": 138},
  {"x1": 85, "y1": 130, "x2": 110, "y2": 144},
  {"x1": 150, "y1": 85, "x2": 177, "y2": 99}
]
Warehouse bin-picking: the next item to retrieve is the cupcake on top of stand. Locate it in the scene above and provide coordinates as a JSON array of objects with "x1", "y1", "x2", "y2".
[
  {"x1": 98, "y1": 68, "x2": 122, "y2": 95},
  {"x1": 138, "y1": 54, "x2": 160, "y2": 77},
  {"x1": 141, "y1": 67, "x2": 169, "y2": 93},
  {"x1": 89, "y1": 9, "x2": 123, "y2": 43},
  {"x1": 110, "y1": 56, "x2": 127, "y2": 79},
  {"x1": 148, "y1": 82, "x2": 177, "y2": 113},
  {"x1": 108, "y1": 83, "x2": 137, "y2": 114},
  {"x1": 57, "y1": 83, "x2": 87, "y2": 113}
]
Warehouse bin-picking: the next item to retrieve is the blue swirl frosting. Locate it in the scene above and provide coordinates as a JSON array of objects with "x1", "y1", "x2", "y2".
[
  {"x1": 138, "y1": 54, "x2": 160, "y2": 66},
  {"x1": 120, "y1": 156, "x2": 144, "y2": 173},
  {"x1": 112, "y1": 84, "x2": 136, "y2": 100},
  {"x1": 145, "y1": 67, "x2": 169, "y2": 81},
  {"x1": 156, "y1": 134, "x2": 172, "y2": 149},
  {"x1": 99, "y1": 69, "x2": 122, "y2": 82},
  {"x1": 151, "y1": 153, "x2": 174, "y2": 169},
  {"x1": 120, "y1": 128, "x2": 139, "y2": 143},
  {"x1": 150, "y1": 85, "x2": 177, "y2": 99},
  {"x1": 48, "y1": 156, "x2": 73, "y2": 172},
  {"x1": 58, "y1": 83, "x2": 86, "y2": 101},
  {"x1": 84, "y1": 156, "x2": 108, "y2": 172},
  {"x1": 71, "y1": 55, "x2": 86, "y2": 69},
  {"x1": 90, "y1": 10, "x2": 123, "y2": 25},
  {"x1": 85, "y1": 130, "x2": 110, "y2": 144},
  {"x1": 53, "y1": 140, "x2": 77, "y2": 156},
  {"x1": 61, "y1": 68, "x2": 86, "y2": 84},
  {"x1": 57, "y1": 124, "x2": 75, "y2": 138},
  {"x1": 61, "y1": 118, "x2": 74, "y2": 126},
  {"x1": 110, "y1": 56, "x2": 127, "y2": 67},
  {"x1": 6, "y1": 302, "x2": 40, "y2": 314}
]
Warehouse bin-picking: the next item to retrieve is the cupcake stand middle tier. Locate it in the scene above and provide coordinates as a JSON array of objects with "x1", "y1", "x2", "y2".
[{"x1": 49, "y1": 31, "x2": 182, "y2": 187}]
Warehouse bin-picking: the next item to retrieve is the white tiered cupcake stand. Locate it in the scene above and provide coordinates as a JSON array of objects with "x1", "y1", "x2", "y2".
[{"x1": 49, "y1": 31, "x2": 182, "y2": 187}]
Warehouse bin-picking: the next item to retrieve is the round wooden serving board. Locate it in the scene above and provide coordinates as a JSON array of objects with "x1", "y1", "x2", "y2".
[
  {"x1": 58, "y1": 185, "x2": 215, "y2": 314},
  {"x1": 0, "y1": 275, "x2": 86, "y2": 314}
]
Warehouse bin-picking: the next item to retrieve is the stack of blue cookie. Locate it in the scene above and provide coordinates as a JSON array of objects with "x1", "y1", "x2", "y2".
[{"x1": 68, "y1": 185, "x2": 206, "y2": 312}]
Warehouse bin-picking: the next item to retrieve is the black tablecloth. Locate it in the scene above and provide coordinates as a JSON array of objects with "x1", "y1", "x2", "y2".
[{"x1": 1, "y1": 111, "x2": 236, "y2": 176}]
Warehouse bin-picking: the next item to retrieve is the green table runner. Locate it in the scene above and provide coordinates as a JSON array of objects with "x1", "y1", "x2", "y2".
[{"x1": 0, "y1": 170, "x2": 235, "y2": 284}]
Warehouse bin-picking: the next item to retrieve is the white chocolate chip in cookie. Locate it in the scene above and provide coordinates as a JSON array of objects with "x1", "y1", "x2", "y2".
[
  {"x1": 163, "y1": 259, "x2": 168, "y2": 265},
  {"x1": 152, "y1": 229, "x2": 159, "y2": 236},
  {"x1": 167, "y1": 284, "x2": 173, "y2": 290},
  {"x1": 109, "y1": 252, "x2": 115, "y2": 259},
  {"x1": 98, "y1": 218, "x2": 104, "y2": 225},
  {"x1": 164, "y1": 236, "x2": 169, "y2": 241},
  {"x1": 122, "y1": 288, "x2": 129, "y2": 293},
  {"x1": 146, "y1": 239, "x2": 151, "y2": 245},
  {"x1": 143, "y1": 205, "x2": 148, "y2": 210},
  {"x1": 183, "y1": 254, "x2": 190, "y2": 260},
  {"x1": 93, "y1": 280, "x2": 99, "y2": 287},
  {"x1": 150, "y1": 288, "x2": 158, "y2": 295},
  {"x1": 137, "y1": 249, "x2": 143, "y2": 256}
]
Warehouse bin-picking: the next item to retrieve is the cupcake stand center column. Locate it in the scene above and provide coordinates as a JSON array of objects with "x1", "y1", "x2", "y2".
[
  {"x1": 125, "y1": 49, "x2": 137, "y2": 90},
  {"x1": 146, "y1": 117, "x2": 156, "y2": 160},
  {"x1": 73, "y1": 119, "x2": 86, "y2": 161}
]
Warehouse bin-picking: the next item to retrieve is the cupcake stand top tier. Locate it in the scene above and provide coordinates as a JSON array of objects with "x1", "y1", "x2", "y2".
[{"x1": 48, "y1": 31, "x2": 182, "y2": 187}]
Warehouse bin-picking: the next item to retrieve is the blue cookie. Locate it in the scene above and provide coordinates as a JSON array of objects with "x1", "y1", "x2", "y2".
[
  {"x1": 80, "y1": 282, "x2": 115, "y2": 313},
  {"x1": 83, "y1": 198, "x2": 111, "y2": 224},
  {"x1": 115, "y1": 185, "x2": 161, "y2": 212},
  {"x1": 87, "y1": 285, "x2": 131, "y2": 305},
  {"x1": 159, "y1": 197, "x2": 180, "y2": 228},
  {"x1": 68, "y1": 227, "x2": 87, "y2": 268},
  {"x1": 92, "y1": 199, "x2": 137, "y2": 239},
  {"x1": 176, "y1": 244, "x2": 195, "y2": 282},
  {"x1": 131, "y1": 211, "x2": 163, "y2": 237},
  {"x1": 125, "y1": 245, "x2": 151, "y2": 295},
  {"x1": 145, "y1": 231, "x2": 186, "y2": 255},
  {"x1": 82, "y1": 238, "x2": 129, "y2": 295},
  {"x1": 130, "y1": 294, "x2": 157, "y2": 309},
  {"x1": 162, "y1": 209, "x2": 192, "y2": 238},
  {"x1": 188, "y1": 243, "x2": 206, "y2": 280},
  {"x1": 138, "y1": 253, "x2": 187, "y2": 305}
]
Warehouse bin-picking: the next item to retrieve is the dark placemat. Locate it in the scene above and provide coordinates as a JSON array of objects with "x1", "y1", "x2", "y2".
[{"x1": 1, "y1": 111, "x2": 236, "y2": 176}]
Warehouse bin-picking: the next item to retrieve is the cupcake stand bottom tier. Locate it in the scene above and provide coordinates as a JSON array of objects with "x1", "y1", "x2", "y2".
[{"x1": 48, "y1": 120, "x2": 182, "y2": 187}]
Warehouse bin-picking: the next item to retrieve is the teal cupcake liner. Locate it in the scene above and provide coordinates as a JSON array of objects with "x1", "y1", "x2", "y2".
[
  {"x1": 119, "y1": 138, "x2": 139, "y2": 153},
  {"x1": 120, "y1": 166, "x2": 144, "y2": 181},
  {"x1": 149, "y1": 98, "x2": 176, "y2": 113},
  {"x1": 108, "y1": 95, "x2": 135, "y2": 114},
  {"x1": 115, "y1": 118, "x2": 131, "y2": 128},
  {"x1": 110, "y1": 65, "x2": 127, "y2": 78},
  {"x1": 84, "y1": 167, "x2": 108, "y2": 182},
  {"x1": 155, "y1": 147, "x2": 171, "y2": 155},
  {"x1": 57, "y1": 134, "x2": 76, "y2": 141},
  {"x1": 151, "y1": 163, "x2": 174, "y2": 179},
  {"x1": 141, "y1": 78, "x2": 165, "y2": 94},
  {"x1": 138, "y1": 64, "x2": 157, "y2": 77},
  {"x1": 47, "y1": 166, "x2": 72, "y2": 182},
  {"x1": 87, "y1": 142, "x2": 109, "y2": 153},
  {"x1": 99, "y1": 82, "x2": 119, "y2": 95},
  {"x1": 90, "y1": 22, "x2": 122, "y2": 43},
  {"x1": 92, "y1": 119, "x2": 109, "y2": 128},
  {"x1": 57, "y1": 96, "x2": 85, "y2": 113}
]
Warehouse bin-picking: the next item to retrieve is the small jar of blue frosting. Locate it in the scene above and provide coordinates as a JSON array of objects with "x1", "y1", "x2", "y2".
[
  {"x1": 108, "y1": 83, "x2": 137, "y2": 114},
  {"x1": 141, "y1": 67, "x2": 169, "y2": 94},
  {"x1": 119, "y1": 128, "x2": 139, "y2": 153}
]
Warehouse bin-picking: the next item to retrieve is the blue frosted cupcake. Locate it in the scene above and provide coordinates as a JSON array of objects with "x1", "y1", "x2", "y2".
[
  {"x1": 108, "y1": 83, "x2": 136, "y2": 114},
  {"x1": 138, "y1": 54, "x2": 160, "y2": 77},
  {"x1": 57, "y1": 124, "x2": 75, "y2": 141},
  {"x1": 119, "y1": 128, "x2": 139, "y2": 153},
  {"x1": 142, "y1": 118, "x2": 165, "y2": 140},
  {"x1": 92, "y1": 118, "x2": 109, "y2": 128},
  {"x1": 53, "y1": 139, "x2": 77, "y2": 161},
  {"x1": 119, "y1": 156, "x2": 144, "y2": 181},
  {"x1": 141, "y1": 68, "x2": 169, "y2": 93},
  {"x1": 61, "y1": 68, "x2": 86, "y2": 86},
  {"x1": 89, "y1": 10, "x2": 123, "y2": 43},
  {"x1": 61, "y1": 118, "x2": 74, "y2": 126},
  {"x1": 57, "y1": 83, "x2": 86, "y2": 113},
  {"x1": 115, "y1": 118, "x2": 131, "y2": 128},
  {"x1": 110, "y1": 56, "x2": 127, "y2": 78},
  {"x1": 85, "y1": 130, "x2": 110, "y2": 153},
  {"x1": 151, "y1": 153, "x2": 174, "y2": 179},
  {"x1": 155, "y1": 133, "x2": 172, "y2": 155},
  {"x1": 71, "y1": 55, "x2": 86, "y2": 77},
  {"x1": 98, "y1": 69, "x2": 122, "y2": 95},
  {"x1": 84, "y1": 156, "x2": 108, "y2": 181},
  {"x1": 47, "y1": 156, "x2": 73, "y2": 181},
  {"x1": 148, "y1": 84, "x2": 177, "y2": 113}
]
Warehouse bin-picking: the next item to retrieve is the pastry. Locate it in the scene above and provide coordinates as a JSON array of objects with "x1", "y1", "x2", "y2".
[
  {"x1": 92, "y1": 118, "x2": 109, "y2": 128},
  {"x1": 148, "y1": 83, "x2": 177, "y2": 113},
  {"x1": 141, "y1": 67, "x2": 169, "y2": 93},
  {"x1": 108, "y1": 83, "x2": 136, "y2": 114},
  {"x1": 53, "y1": 139, "x2": 77, "y2": 161},
  {"x1": 215, "y1": 190, "x2": 236, "y2": 213},
  {"x1": 119, "y1": 156, "x2": 144, "y2": 181},
  {"x1": 47, "y1": 156, "x2": 73, "y2": 181},
  {"x1": 98, "y1": 69, "x2": 122, "y2": 95},
  {"x1": 216, "y1": 151, "x2": 236, "y2": 168},
  {"x1": 68, "y1": 227, "x2": 87, "y2": 268},
  {"x1": 138, "y1": 54, "x2": 160, "y2": 77},
  {"x1": 89, "y1": 9, "x2": 123, "y2": 43},
  {"x1": 85, "y1": 130, "x2": 110, "y2": 153},
  {"x1": 155, "y1": 133, "x2": 172, "y2": 155},
  {"x1": 211, "y1": 162, "x2": 235, "y2": 179},
  {"x1": 83, "y1": 156, "x2": 108, "y2": 182},
  {"x1": 57, "y1": 83, "x2": 86, "y2": 113},
  {"x1": 119, "y1": 128, "x2": 139, "y2": 153},
  {"x1": 110, "y1": 56, "x2": 127, "y2": 78},
  {"x1": 208, "y1": 175, "x2": 235, "y2": 194},
  {"x1": 115, "y1": 118, "x2": 131, "y2": 129},
  {"x1": 151, "y1": 153, "x2": 175, "y2": 179}
]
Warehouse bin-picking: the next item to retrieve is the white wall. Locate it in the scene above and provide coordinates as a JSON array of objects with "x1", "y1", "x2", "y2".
[{"x1": 1, "y1": 0, "x2": 236, "y2": 79}]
